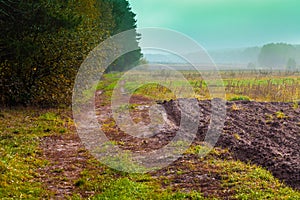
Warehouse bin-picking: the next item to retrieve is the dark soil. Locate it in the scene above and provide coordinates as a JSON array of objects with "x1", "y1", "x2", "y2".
[
  {"x1": 38, "y1": 94, "x2": 300, "y2": 198},
  {"x1": 96, "y1": 96, "x2": 300, "y2": 190},
  {"x1": 161, "y1": 99, "x2": 300, "y2": 190},
  {"x1": 38, "y1": 134, "x2": 94, "y2": 199}
]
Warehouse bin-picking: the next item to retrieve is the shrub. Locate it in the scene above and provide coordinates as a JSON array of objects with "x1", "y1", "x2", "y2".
[{"x1": 229, "y1": 95, "x2": 251, "y2": 101}]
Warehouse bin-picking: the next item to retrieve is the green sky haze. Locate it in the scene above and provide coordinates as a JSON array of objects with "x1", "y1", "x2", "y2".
[{"x1": 129, "y1": 0, "x2": 300, "y2": 50}]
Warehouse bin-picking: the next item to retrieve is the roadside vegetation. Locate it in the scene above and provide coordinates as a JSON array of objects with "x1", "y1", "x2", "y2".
[
  {"x1": 0, "y1": 0, "x2": 141, "y2": 107},
  {"x1": 1, "y1": 106, "x2": 300, "y2": 199},
  {"x1": 1, "y1": 70, "x2": 299, "y2": 199},
  {"x1": 0, "y1": 109, "x2": 72, "y2": 198},
  {"x1": 1, "y1": 0, "x2": 300, "y2": 199},
  {"x1": 97, "y1": 70, "x2": 300, "y2": 103}
]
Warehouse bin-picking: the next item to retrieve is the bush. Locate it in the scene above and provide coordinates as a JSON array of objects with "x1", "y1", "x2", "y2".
[
  {"x1": 0, "y1": 0, "x2": 141, "y2": 107},
  {"x1": 229, "y1": 95, "x2": 251, "y2": 101}
]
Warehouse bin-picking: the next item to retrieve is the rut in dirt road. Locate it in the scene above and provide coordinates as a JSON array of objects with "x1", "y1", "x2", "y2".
[
  {"x1": 161, "y1": 99, "x2": 300, "y2": 190},
  {"x1": 38, "y1": 134, "x2": 93, "y2": 199},
  {"x1": 37, "y1": 97, "x2": 299, "y2": 199}
]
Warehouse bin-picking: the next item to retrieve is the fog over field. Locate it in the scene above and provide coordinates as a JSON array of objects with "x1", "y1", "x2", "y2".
[{"x1": 144, "y1": 44, "x2": 300, "y2": 70}]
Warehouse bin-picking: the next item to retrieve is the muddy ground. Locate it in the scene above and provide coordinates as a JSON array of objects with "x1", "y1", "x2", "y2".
[
  {"x1": 161, "y1": 99, "x2": 300, "y2": 190},
  {"x1": 39, "y1": 94, "x2": 300, "y2": 198}
]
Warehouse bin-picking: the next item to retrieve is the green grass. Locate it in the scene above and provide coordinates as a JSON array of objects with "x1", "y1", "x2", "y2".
[
  {"x1": 185, "y1": 145, "x2": 300, "y2": 199},
  {"x1": 1, "y1": 70, "x2": 300, "y2": 198},
  {"x1": 0, "y1": 109, "x2": 73, "y2": 199},
  {"x1": 275, "y1": 111, "x2": 288, "y2": 119},
  {"x1": 1, "y1": 108, "x2": 300, "y2": 199},
  {"x1": 92, "y1": 177, "x2": 204, "y2": 200},
  {"x1": 0, "y1": 108, "x2": 207, "y2": 199},
  {"x1": 95, "y1": 71, "x2": 300, "y2": 102},
  {"x1": 71, "y1": 160, "x2": 206, "y2": 200},
  {"x1": 216, "y1": 160, "x2": 300, "y2": 200},
  {"x1": 228, "y1": 95, "x2": 251, "y2": 101}
]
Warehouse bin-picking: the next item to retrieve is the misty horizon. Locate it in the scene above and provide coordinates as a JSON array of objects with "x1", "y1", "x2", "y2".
[{"x1": 129, "y1": 0, "x2": 300, "y2": 50}]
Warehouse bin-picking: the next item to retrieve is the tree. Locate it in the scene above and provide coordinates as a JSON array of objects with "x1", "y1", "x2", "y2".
[
  {"x1": 258, "y1": 43, "x2": 296, "y2": 69},
  {"x1": 286, "y1": 58, "x2": 297, "y2": 71},
  {"x1": 0, "y1": 0, "x2": 142, "y2": 106},
  {"x1": 0, "y1": 0, "x2": 121, "y2": 106},
  {"x1": 105, "y1": 0, "x2": 142, "y2": 72},
  {"x1": 0, "y1": 0, "x2": 82, "y2": 106}
]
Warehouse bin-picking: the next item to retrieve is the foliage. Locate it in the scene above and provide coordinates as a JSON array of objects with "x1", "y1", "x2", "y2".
[
  {"x1": 0, "y1": 0, "x2": 141, "y2": 107},
  {"x1": 287, "y1": 58, "x2": 297, "y2": 71},
  {"x1": 105, "y1": 0, "x2": 142, "y2": 73},
  {"x1": 275, "y1": 111, "x2": 288, "y2": 119},
  {"x1": 258, "y1": 43, "x2": 298, "y2": 69},
  {"x1": 96, "y1": 70, "x2": 300, "y2": 103},
  {"x1": 1, "y1": 0, "x2": 77, "y2": 106},
  {"x1": 228, "y1": 95, "x2": 250, "y2": 101},
  {"x1": 293, "y1": 100, "x2": 299, "y2": 109}
]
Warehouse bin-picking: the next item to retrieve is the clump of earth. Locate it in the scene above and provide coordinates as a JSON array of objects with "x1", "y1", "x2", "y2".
[
  {"x1": 96, "y1": 95, "x2": 299, "y2": 190},
  {"x1": 160, "y1": 99, "x2": 300, "y2": 190},
  {"x1": 39, "y1": 95, "x2": 299, "y2": 198}
]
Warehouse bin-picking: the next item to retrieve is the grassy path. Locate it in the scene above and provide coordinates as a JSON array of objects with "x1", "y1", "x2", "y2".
[{"x1": 1, "y1": 104, "x2": 300, "y2": 199}]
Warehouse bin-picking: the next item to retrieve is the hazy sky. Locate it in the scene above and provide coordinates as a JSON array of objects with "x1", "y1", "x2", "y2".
[{"x1": 128, "y1": 0, "x2": 300, "y2": 50}]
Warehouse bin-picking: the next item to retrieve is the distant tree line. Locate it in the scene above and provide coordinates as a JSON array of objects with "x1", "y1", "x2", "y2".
[
  {"x1": 245, "y1": 43, "x2": 300, "y2": 71},
  {"x1": 258, "y1": 43, "x2": 299, "y2": 70},
  {"x1": 0, "y1": 0, "x2": 141, "y2": 107}
]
